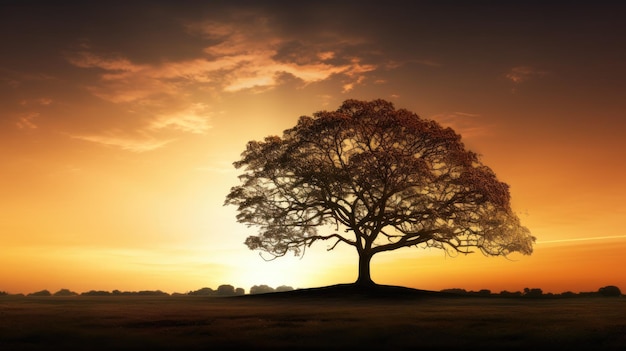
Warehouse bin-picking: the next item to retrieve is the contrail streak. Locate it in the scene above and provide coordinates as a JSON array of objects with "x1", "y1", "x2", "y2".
[{"x1": 537, "y1": 235, "x2": 626, "y2": 244}]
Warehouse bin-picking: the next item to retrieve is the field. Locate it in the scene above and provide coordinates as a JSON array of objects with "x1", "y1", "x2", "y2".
[{"x1": 1, "y1": 286, "x2": 625, "y2": 350}]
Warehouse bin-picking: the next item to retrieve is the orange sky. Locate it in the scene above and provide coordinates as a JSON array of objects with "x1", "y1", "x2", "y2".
[{"x1": 1, "y1": 1, "x2": 625, "y2": 295}]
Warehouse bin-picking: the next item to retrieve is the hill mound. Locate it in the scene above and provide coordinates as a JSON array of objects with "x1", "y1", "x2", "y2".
[{"x1": 237, "y1": 283, "x2": 460, "y2": 300}]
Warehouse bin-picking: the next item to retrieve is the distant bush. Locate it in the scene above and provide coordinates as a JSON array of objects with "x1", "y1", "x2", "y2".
[
  {"x1": 499, "y1": 290, "x2": 522, "y2": 297},
  {"x1": 598, "y1": 285, "x2": 621, "y2": 297},
  {"x1": 440, "y1": 288, "x2": 468, "y2": 295},
  {"x1": 250, "y1": 285, "x2": 275, "y2": 294},
  {"x1": 247, "y1": 285, "x2": 292, "y2": 294},
  {"x1": 135, "y1": 290, "x2": 169, "y2": 296},
  {"x1": 0, "y1": 291, "x2": 7, "y2": 296},
  {"x1": 81, "y1": 290, "x2": 112, "y2": 296},
  {"x1": 275, "y1": 285, "x2": 294, "y2": 292},
  {"x1": 187, "y1": 285, "x2": 244, "y2": 296},
  {"x1": 53, "y1": 289, "x2": 78, "y2": 296},
  {"x1": 523, "y1": 288, "x2": 543, "y2": 297},
  {"x1": 216, "y1": 284, "x2": 236, "y2": 296},
  {"x1": 188, "y1": 287, "x2": 215, "y2": 296},
  {"x1": 28, "y1": 290, "x2": 51, "y2": 297}
]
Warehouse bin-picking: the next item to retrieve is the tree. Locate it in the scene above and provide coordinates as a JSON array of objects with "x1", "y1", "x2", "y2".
[
  {"x1": 523, "y1": 288, "x2": 543, "y2": 297},
  {"x1": 53, "y1": 288, "x2": 78, "y2": 296},
  {"x1": 249, "y1": 284, "x2": 275, "y2": 295},
  {"x1": 276, "y1": 285, "x2": 294, "y2": 292},
  {"x1": 216, "y1": 284, "x2": 238, "y2": 296},
  {"x1": 28, "y1": 289, "x2": 51, "y2": 296},
  {"x1": 598, "y1": 285, "x2": 621, "y2": 297},
  {"x1": 188, "y1": 287, "x2": 215, "y2": 296},
  {"x1": 225, "y1": 99, "x2": 535, "y2": 287}
]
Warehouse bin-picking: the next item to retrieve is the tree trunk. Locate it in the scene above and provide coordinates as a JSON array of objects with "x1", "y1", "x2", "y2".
[{"x1": 354, "y1": 251, "x2": 375, "y2": 287}]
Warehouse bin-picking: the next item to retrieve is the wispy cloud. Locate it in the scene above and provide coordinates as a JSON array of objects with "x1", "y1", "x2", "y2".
[
  {"x1": 67, "y1": 23, "x2": 377, "y2": 101},
  {"x1": 537, "y1": 235, "x2": 626, "y2": 245},
  {"x1": 430, "y1": 112, "x2": 490, "y2": 138},
  {"x1": 505, "y1": 66, "x2": 548, "y2": 84},
  {"x1": 20, "y1": 98, "x2": 53, "y2": 106},
  {"x1": 66, "y1": 51, "x2": 144, "y2": 73},
  {"x1": 0, "y1": 68, "x2": 56, "y2": 88},
  {"x1": 64, "y1": 16, "x2": 384, "y2": 151},
  {"x1": 72, "y1": 134, "x2": 175, "y2": 153},
  {"x1": 385, "y1": 58, "x2": 442, "y2": 70},
  {"x1": 149, "y1": 103, "x2": 213, "y2": 134},
  {"x1": 16, "y1": 112, "x2": 39, "y2": 129}
]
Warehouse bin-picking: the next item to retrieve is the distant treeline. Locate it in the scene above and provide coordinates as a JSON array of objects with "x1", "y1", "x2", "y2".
[
  {"x1": 1, "y1": 284, "x2": 621, "y2": 298},
  {"x1": 440, "y1": 285, "x2": 622, "y2": 298},
  {"x1": 0, "y1": 284, "x2": 295, "y2": 297}
]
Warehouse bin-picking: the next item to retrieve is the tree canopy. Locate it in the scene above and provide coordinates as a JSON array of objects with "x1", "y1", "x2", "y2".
[{"x1": 225, "y1": 99, "x2": 534, "y2": 286}]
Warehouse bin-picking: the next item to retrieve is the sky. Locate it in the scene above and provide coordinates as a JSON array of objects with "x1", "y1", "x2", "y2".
[{"x1": 1, "y1": 1, "x2": 625, "y2": 295}]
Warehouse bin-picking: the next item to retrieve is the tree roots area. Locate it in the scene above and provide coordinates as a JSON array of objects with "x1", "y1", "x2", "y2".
[{"x1": 1, "y1": 285, "x2": 624, "y2": 350}]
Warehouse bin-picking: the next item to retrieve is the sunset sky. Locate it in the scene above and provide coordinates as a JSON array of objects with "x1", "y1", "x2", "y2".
[{"x1": 2, "y1": 1, "x2": 625, "y2": 295}]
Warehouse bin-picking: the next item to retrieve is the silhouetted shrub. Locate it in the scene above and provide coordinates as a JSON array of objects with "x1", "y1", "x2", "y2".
[
  {"x1": 561, "y1": 291, "x2": 577, "y2": 298},
  {"x1": 53, "y1": 289, "x2": 78, "y2": 296},
  {"x1": 499, "y1": 290, "x2": 522, "y2": 297},
  {"x1": 440, "y1": 288, "x2": 468, "y2": 295},
  {"x1": 477, "y1": 289, "x2": 491, "y2": 296},
  {"x1": 28, "y1": 289, "x2": 51, "y2": 296},
  {"x1": 523, "y1": 288, "x2": 543, "y2": 297},
  {"x1": 0, "y1": 291, "x2": 7, "y2": 296},
  {"x1": 235, "y1": 287, "x2": 245, "y2": 295},
  {"x1": 81, "y1": 290, "x2": 111, "y2": 296},
  {"x1": 275, "y1": 285, "x2": 294, "y2": 292},
  {"x1": 250, "y1": 285, "x2": 275, "y2": 294},
  {"x1": 135, "y1": 290, "x2": 169, "y2": 296},
  {"x1": 598, "y1": 285, "x2": 621, "y2": 297},
  {"x1": 216, "y1": 284, "x2": 236, "y2": 296},
  {"x1": 188, "y1": 287, "x2": 215, "y2": 296}
]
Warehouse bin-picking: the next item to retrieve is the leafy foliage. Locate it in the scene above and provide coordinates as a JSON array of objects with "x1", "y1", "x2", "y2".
[{"x1": 225, "y1": 99, "x2": 534, "y2": 283}]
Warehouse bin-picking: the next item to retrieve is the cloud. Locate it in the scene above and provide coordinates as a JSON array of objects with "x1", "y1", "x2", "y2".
[
  {"x1": 149, "y1": 103, "x2": 212, "y2": 134},
  {"x1": 67, "y1": 51, "x2": 143, "y2": 73},
  {"x1": 537, "y1": 235, "x2": 626, "y2": 245},
  {"x1": 64, "y1": 16, "x2": 384, "y2": 151},
  {"x1": 505, "y1": 66, "x2": 547, "y2": 84},
  {"x1": 197, "y1": 20, "x2": 376, "y2": 92},
  {"x1": 20, "y1": 98, "x2": 53, "y2": 106},
  {"x1": 72, "y1": 134, "x2": 175, "y2": 153},
  {"x1": 430, "y1": 112, "x2": 490, "y2": 138},
  {"x1": 67, "y1": 19, "x2": 379, "y2": 100},
  {"x1": 16, "y1": 112, "x2": 39, "y2": 129},
  {"x1": 385, "y1": 59, "x2": 442, "y2": 70},
  {"x1": 0, "y1": 68, "x2": 57, "y2": 88}
]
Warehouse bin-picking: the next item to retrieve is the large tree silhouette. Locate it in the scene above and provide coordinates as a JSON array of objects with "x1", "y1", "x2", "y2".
[{"x1": 225, "y1": 99, "x2": 534, "y2": 287}]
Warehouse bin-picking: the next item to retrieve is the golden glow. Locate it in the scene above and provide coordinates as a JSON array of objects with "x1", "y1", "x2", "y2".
[{"x1": 1, "y1": 2, "x2": 625, "y2": 295}]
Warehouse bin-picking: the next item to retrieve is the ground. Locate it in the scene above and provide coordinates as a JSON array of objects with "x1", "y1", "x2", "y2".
[{"x1": 1, "y1": 285, "x2": 624, "y2": 350}]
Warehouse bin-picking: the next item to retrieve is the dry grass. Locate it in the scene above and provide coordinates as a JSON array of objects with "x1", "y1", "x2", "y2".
[{"x1": 1, "y1": 291, "x2": 625, "y2": 350}]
